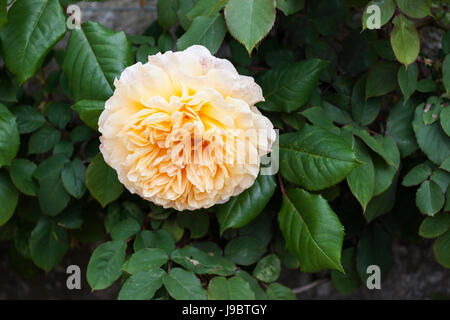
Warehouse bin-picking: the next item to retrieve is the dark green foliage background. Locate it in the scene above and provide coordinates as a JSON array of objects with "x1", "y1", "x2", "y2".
[{"x1": 0, "y1": 0, "x2": 449, "y2": 300}]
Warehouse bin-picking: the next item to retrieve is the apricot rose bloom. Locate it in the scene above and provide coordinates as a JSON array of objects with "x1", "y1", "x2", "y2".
[{"x1": 98, "y1": 45, "x2": 275, "y2": 211}]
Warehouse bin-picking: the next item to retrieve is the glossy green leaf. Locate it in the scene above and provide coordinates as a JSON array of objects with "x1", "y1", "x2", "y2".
[
  {"x1": 278, "y1": 188, "x2": 344, "y2": 272},
  {"x1": 331, "y1": 247, "x2": 361, "y2": 295},
  {"x1": 11, "y1": 105, "x2": 45, "y2": 134},
  {"x1": 177, "y1": 14, "x2": 226, "y2": 54},
  {"x1": 391, "y1": 15, "x2": 420, "y2": 66},
  {"x1": 276, "y1": 0, "x2": 304, "y2": 15},
  {"x1": 163, "y1": 268, "x2": 207, "y2": 300},
  {"x1": 278, "y1": 125, "x2": 358, "y2": 191},
  {"x1": 122, "y1": 248, "x2": 168, "y2": 275},
  {"x1": 61, "y1": 159, "x2": 86, "y2": 199},
  {"x1": 62, "y1": 21, "x2": 133, "y2": 101},
  {"x1": 86, "y1": 153, "x2": 124, "y2": 207},
  {"x1": 87, "y1": 240, "x2": 127, "y2": 290},
  {"x1": 225, "y1": 0, "x2": 276, "y2": 54},
  {"x1": 252, "y1": 254, "x2": 281, "y2": 283},
  {"x1": 362, "y1": 0, "x2": 395, "y2": 30},
  {"x1": 118, "y1": 269, "x2": 165, "y2": 300},
  {"x1": 48, "y1": 102, "x2": 72, "y2": 129},
  {"x1": 236, "y1": 270, "x2": 267, "y2": 299},
  {"x1": 365, "y1": 61, "x2": 398, "y2": 99},
  {"x1": 386, "y1": 98, "x2": 418, "y2": 157},
  {"x1": 351, "y1": 77, "x2": 381, "y2": 126},
  {"x1": 396, "y1": 0, "x2": 431, "y2": 19},
  {"x1": 372, "y1": 136, "x2": 399, "y2": 196},
  {"x1": 441, "y1": 105, "x2": 450, "y2": 136},
  {"x1": 0, "y1": 103, "x2": 19, "y2": 168},
  {"x1": 186, "y1": 0, "x2": 227, "y2": 20},
  {"x1": 29, "y1": 217, "x2": 69, "y2": 271},
  {"x1": 347, "y1": 138, "x2": 375, "y2": 210},
  {"x1": 224, "y1": 236, "x2": 266, "y2": 266},
  {"x1": 0, "y1": 0, "x2": 66, "y2": 84},
  {"x1": 0, "y1": 171, "x2": 19, "y2": 226},
  {"x1": 266, "y1": 283, "x2": 296, "y2": 300},
  {"x1": 419, "y1": 213, "x2": 450, "y2": 239},
  {"x1": 402, "y1": 162, "x2": 432, "y2": 187},
  {"x1": 208, "y1": 276, "x2": 255, "y2": 300},
  {"x1": 258, "y1": 59, "x2": 328, "y2": 112},
  {"x1": 217, "y1": 174, "x2": 276, "y2": 233},
  {"x1": 71, "y1": 100, "x2": 104, "y2": 131},
  {"x1": 28, "y1": 126, "x2": 61, "y2": 154}
]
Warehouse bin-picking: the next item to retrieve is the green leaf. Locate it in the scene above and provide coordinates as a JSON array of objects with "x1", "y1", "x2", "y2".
[
  {"x1": 33, "y1": 154, "x2": 68, "y2": 182},
  {"x1": 278, "y1": 125, "x2": 358, "y2": 191},
  {"x1": 433, "y1": 230, "x2": 450, "y2": 268},
  {"x1": 422, "y1": 97, "x2": 441, "y2": 125},
  {"x1": 252, "y1": 254, "x2": 281, "y2": 283},
  {"x1": 0, "y1": 71, "x2": 18, "y2": 102},
  {"x1": 419, "y1": 213, "x2": 450, "y2": 239},
  {"x1": 266, "y1": 283, "x2": 296, "y2": 300},
  {"x1": 398, "y1": 63, "x2": 418, "y2": 104},
  {"x1": 157, "y1": 0, "x2": 179, "y2": 30},
  {"x1": 373, "y1": 136, "x2": 399, "y2": 196},
  {"x1": 122, "y1": 248, "x2": 168, "y2": 274},
  {"x1": 11, "y1": 105, "x2": 45, "y2": 134},
  {"x1": 351, "y1": 77, "x2": 381, "y2": 126},
  {"x1": 0, "y1": 0, "x2": 66, "y2": 84},
  {"x1": 9, "y1": 158, "x2": 38, "y2": 196},
  {"x1": 61, "y1": 159, "x2": 86, "y2": 199},
  {"x1": 171, "y1": 245, "x2": 236, "y2": 276},
  {"x1": 277, "y1": 0, "x2": 304, "y2": 15},
  {"x1": 416, "y1": 78, "x2": 437, "y2": 93},
  {"x1": 235, "y1": 270, "x2": 267, "y2": 299},
  {"x1": 28, "y1": 125, "x2": 61, "y2": 154},
  {"x1": 416, "y1": 180, "x2": 445, "y2": 216},
  {"x1": 0, "y1": 0, "x2": 6, "y2": 30},
  {"x1": 177, "y1": 14, "x2": 226, "y2": 55},
  {"x1": 278, "y1": 188, "x2": 344, "y2": 272},
  {"x1": 134, "y1": 229, "x2": 175, "y2": 254},
  {"x1": 29, "y1": 217, "x2": 69, "y2": 271},
  {"x1": 0, "y1": 171, "x2": 18, "y2": 226},
  {"x1": 362, "y1": 0, "x2": 395, "y2": 30},
  {"x1": 347, "y1": 138, "x2": 375, "y2": 210},
  {"x1": 413, "y1": 103, "x2": 450, "y2": 165},
  {"x1": 87, "y1": 240, "x2": 127, "y2": 290},
  {"x1": 86, "y1": 153, "x2": 124, "y2": 207},
  {"x1": 72, "y1": 100, "x2": 105, "y2": 130},
  {"x1": 365, "y1": 61, "x2": 398, "y2": 99},
  {"x1": 62, "y1": 21, "x2": 133, "y2": 101},
  {"x1": 186, "y1": 0, "x2": 227, "y2": 20},
  {"x1": 47, "y1": 102, "x2": 72, "y2": 129},
  {"x1": 224, "y1": 0, "x2": 276, "y2": 54},
  {"x1": 396, "y1": 0, "x2": 431, "y2": 19},
  {"x1": 402, "y1": 162, "x2": 432, "y2": 187},
  {"x1": 443, "y1": 31, "x2": 450, "y2": 55},
  {"x1": 364, "y1": 175, "x2": 397, "y2": 222},
  {"x1": 111, "y1": 218, "x2": 141, "y2": 241},
  {"x1": 224, "y1": 236, "x2": 266, "y2": 266},
  {"x1": 163, "y1": 268, "x2": 207, "y2": 300},
  {"x1": 386, "y1": 98, "x2": 418, "y2": 158},
  {"x1": 443, "y1": 54, "x2": 450, "y2": 93},
  {"x1": 258, "y1": 59, "x2": 328, "y2": 112},
  {"x1": 441, "y1": 106, "x2": 450, "y2": 136},
  {"x1": 0, "y1": 103, "x2": 19, "y2": 168},
  {"x1": 441, "y1": 157, "x2": 450, "y2": 172},
  {"x1": 118, "y1": 269, "x2": 165, "y2": 300},
  {"x1": 55, "y1": 205, "x2": 83, "y2": 230},
  {"x1": 37, "y1": 174, "x2": 70, "y2": 216},
  {"x1": 216, "y1": 174, "x2": 276, "y2": 233},
  {"x1": 331, "y1": 247, "x2": 361, "y2": 295},
  {"x1": 357, "y1": 223, "x2": 393, "y2": 282},
  {"x1": 208, "y1": 276, "x2": 255, "y2": 300},
  {"x1": 391, "y1": 15, "x2": 420, "y2": 66}
]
